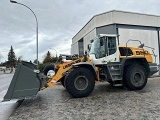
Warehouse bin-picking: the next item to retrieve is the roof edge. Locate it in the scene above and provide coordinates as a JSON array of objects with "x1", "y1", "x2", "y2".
[{"x1": 72, "y1": 10, "x2": 160, "y2": 40}]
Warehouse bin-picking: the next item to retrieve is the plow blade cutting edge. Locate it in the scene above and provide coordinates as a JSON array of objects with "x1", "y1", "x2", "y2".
[{"x1": 3, "y1": 61, "x2": 46, "y2": 101}]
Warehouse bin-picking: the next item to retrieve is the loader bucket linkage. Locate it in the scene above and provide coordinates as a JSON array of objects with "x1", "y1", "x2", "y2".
[{"x1": 3, "y1": 61, "x2": 46, "y2": 102}]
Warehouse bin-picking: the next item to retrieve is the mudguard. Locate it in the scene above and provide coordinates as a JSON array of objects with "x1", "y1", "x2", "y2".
[{"x1": 73, "y1": 62, "x2": 98, "y2": 80}]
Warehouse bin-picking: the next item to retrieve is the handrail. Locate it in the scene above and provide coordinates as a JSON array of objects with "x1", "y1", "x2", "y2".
[
  {"x1": 126, "y1": 39, "x2": 157, "y2": 63},
  {"x1": 143, "y1": 45, "x2": 157, "y2": 63},
  {"x1": 126, "y1": 39, "x2": 145, "y2": 58}
]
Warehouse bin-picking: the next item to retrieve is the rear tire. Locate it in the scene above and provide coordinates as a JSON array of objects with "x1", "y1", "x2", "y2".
[
  {"x1": 65, "y1": 67, "x2": 95, "y2": 98},
  {"x1": 123, "y1": 64, "x2": 147, "y2": 90},
  {"x1": 43, "y1": 64, "x2": 55, "y2": 76}
]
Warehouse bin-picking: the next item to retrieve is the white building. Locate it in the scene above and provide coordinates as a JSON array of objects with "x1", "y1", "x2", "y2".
[{"x1": 71, "y1": 10, "x2": 160, "y2": 64}]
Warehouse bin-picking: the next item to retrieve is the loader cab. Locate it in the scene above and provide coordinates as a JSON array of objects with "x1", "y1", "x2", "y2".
[{"x1": 89, "y1": 34, "x2": 119, "y2": 64}]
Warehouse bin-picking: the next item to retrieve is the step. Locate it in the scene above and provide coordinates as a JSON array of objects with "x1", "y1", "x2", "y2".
[
  {"x1": 112, "y1": 80, "x2": 123, "y2": 86},
  {"x1": 112, "y1": 75, "x2": 122, "y2": 81}
]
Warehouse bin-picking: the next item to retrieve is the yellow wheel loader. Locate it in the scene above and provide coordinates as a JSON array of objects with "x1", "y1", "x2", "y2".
[{"x1": 3, "y1": 34, "x2": 159, "y2": 101}]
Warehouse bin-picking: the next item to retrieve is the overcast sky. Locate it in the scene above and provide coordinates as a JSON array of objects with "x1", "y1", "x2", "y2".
[{"x1": 0, "y1": 0, "x2": 160, "y2": 63}]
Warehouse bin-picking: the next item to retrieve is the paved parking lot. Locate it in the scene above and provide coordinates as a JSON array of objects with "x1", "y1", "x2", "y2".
[{"x1": 9, "y1": 77, "x2": 160, "y2": 120}]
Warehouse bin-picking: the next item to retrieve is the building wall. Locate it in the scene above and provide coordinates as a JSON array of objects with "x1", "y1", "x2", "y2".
[
  {"x1": 71, "y1": 28, "x2": 97, "y2": 54},
  {"x1": 71, "y1": 42, "x2": 79, "y2": 55},
  {"x1": 83, "y1": 29, "x2": 97, "y2": 52},
  {"x1": 78, "y1": 40, "x2": 84, "y2": 55},
  {"x1": 72, "y1": 11, "x2": 113, "y2": 44},
  {"x1": 72, "y1": 10, "x2": 160, "y2": 45},
  {"x1": 112, "y1": 11, "x2": 160, "y2": 27},
  {"x1": 96, "y1": 24, "x2": 117, "y2": 35}
]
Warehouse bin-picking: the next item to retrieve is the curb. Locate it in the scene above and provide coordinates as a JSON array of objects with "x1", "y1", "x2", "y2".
[
  {"x1": 149, "y1": 75, "x2": 160, "y2": 78},
  {"x1": 9, "y1": 99, "x2": 24, "y2": 117}
]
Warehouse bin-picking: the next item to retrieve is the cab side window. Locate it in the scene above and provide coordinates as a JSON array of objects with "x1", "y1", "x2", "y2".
[
  {"x1": 107, "y1": 37, "x2": 117, "y2": 55},
  {"x1": 96, "y1": 37, "x2": 106, "y2": 58}
]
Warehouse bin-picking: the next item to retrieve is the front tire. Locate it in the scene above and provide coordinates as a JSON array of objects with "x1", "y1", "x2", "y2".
[
  {"x1": 65, "y1": 67, "x2": 95, "y2": 98},
  {"x1": 123, "y1": 64, "x2": 147, "y2": 90},
  {"x1": 60, "y1": 77, "x2": 65, "y2": 87}
]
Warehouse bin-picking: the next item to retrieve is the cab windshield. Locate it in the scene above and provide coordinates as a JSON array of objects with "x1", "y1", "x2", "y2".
[
  {"x1": 90, "y1": 37, "x2": 100, "y2": 55},
  {"x1": 90, "y1": 36, "x2": 117, "y2": 59},
  {"x1": 90, "y1": 37, "x2": 105, "y2": 58}
]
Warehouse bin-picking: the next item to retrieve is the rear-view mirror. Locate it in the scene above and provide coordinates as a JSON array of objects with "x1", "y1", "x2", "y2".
[{"x1": 87, "y1": 44, "x2": 91, "y2": 51}]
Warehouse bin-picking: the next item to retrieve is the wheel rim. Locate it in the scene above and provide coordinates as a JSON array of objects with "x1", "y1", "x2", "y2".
[
  {"x1": 131, "y1": 72, "x2": 144, "y2": 87},
  {"x1": 74, "y1": 76, "x2": 88, "y2": 90},
  {"x1": 47, "y1": 70, "x2": 55, "y2": 77}
]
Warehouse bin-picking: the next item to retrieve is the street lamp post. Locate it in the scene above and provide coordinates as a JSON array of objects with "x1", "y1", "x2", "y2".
[
  {"x1": 50, "y1": 48, "x2": 57, "y2": 58},
  {"x1": 10, "y1": 0, "x2": 39, "y2": 68}
]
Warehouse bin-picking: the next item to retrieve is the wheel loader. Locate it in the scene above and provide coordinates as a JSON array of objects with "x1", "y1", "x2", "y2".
[{"x1": 3, "y1": 34, "x2": 159, "y2": 101}]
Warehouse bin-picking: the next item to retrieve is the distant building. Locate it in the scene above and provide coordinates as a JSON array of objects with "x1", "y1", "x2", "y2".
[
  {"x1": 71, "y1": 10, "x2": 160, "y2": 64},
  {"x1": 0, "y1": 66, "x2": 6, "y2": 72}
]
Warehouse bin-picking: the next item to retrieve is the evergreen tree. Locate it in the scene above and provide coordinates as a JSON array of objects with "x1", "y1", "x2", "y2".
[
  {"x1": 42, "y1": 51, "x2": 58, "y2": 64},
  {"x1": 43, "y1": 51, "x2": 52, "y2": 64},
  {"x1": 51, "y1": 56, "x2": 58, "y2": 63},
  {"x1": 36, "y1": 51, "x2": 57, "y2": 72},
  {"x1": 8, "y1": 46, "x2": 16, "y2": 67}
]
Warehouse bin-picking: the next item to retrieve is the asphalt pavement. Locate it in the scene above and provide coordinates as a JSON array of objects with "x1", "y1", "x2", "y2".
[
  {"x1": 8, "y1": 77, "x2": 160, "y2": 120},
  {"x1": 0, "y1": 73, "x2": 19, "y2": 120}
]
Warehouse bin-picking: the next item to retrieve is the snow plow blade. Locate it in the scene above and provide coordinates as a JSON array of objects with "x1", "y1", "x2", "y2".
[{"x1": 3, "y1": 61, "x2": 46, "y2": 101}]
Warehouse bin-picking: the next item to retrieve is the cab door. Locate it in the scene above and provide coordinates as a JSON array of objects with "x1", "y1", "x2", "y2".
[{"x1": 102, "y1": 36, "x2": 120, "y2": 64}]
